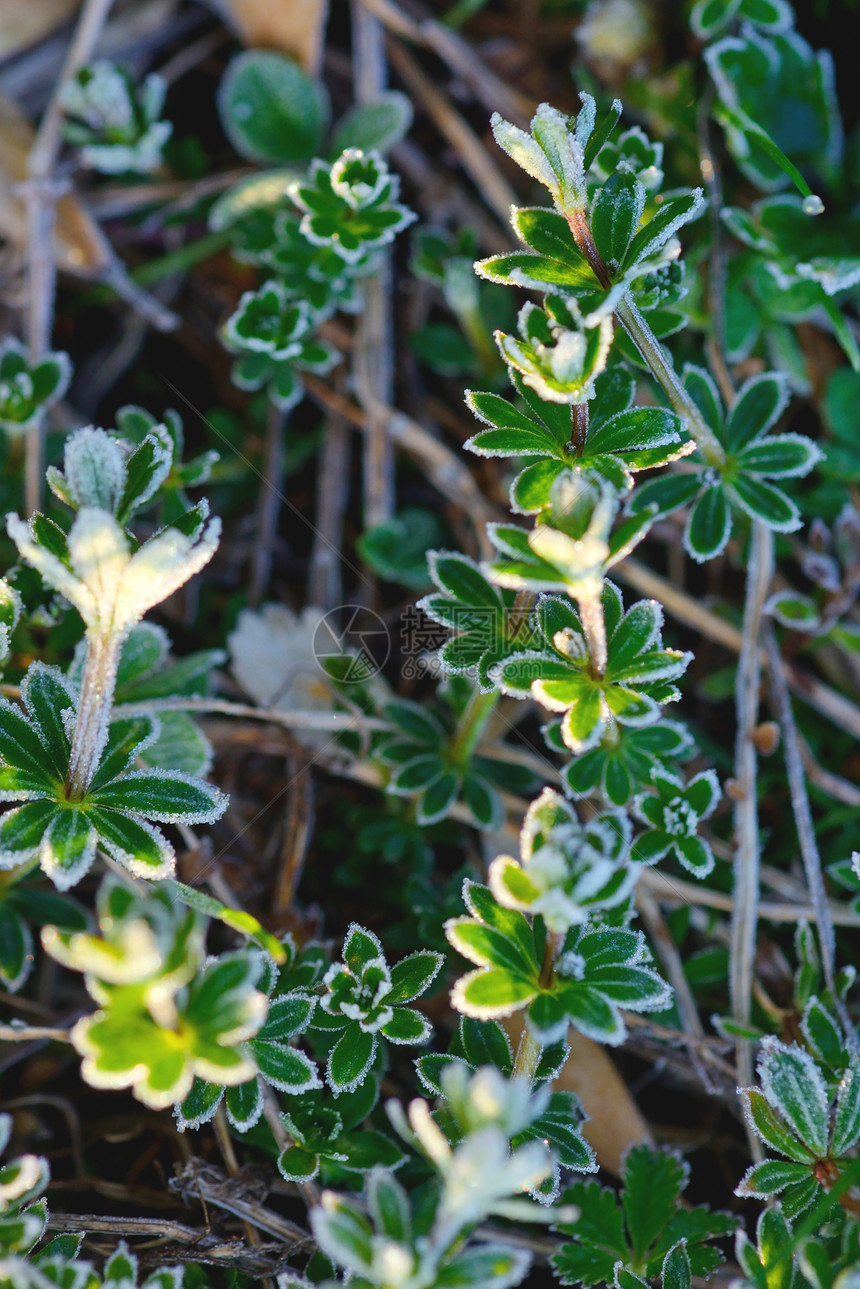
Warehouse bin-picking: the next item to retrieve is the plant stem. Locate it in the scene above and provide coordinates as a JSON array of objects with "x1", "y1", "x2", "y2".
[
  {"x1": 449, "y1": 686, "x2": 498, "y2": 765},
  {"x1": 570, "y1": 402, "x2": 589, "y2": 455},
  {"x1": 512, "y1": 1023, "x2": 543, "y2": 1083},
  {"x1": 66, "y1": 631, "x2": 121, "y2": 801},
  {"x1": 578, "y1": 585, "x2": 608, "y2": 677},
  {"x1": 563, "y1": 208, "x2": 726, "y2": 467}
]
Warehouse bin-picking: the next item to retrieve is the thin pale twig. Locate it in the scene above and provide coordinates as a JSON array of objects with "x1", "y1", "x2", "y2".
[
  {"x1": 250, "y1": 404, "x2": 288, "y2": 606},
  {"x1": 309, "y1": 402, "x2": 351, "y2": 608},
  {"x1": 730, "y1": 522, "x2": 773, "y2": 1155},
  {"x1": 358, "y1": 0, "x2": 534, "y2": 125},
  {"x1": 303, "y1": 375, "x2": 496, "y2": 542},
  {"x1": 765, "y1": 629, "x2": 858, "y2": 1052},
  {"x1": 640, "y1": 867, "x2": 860, "y2": 927},
  {"x1": 352, "y1": 0, "x2": 396, "y2": 528},
  {"x1": 24, "y1": 0, "x2": 115, "y2": 513},
  {"x1": 617, "y1": 557, "x2": 860, "y2": 740},
  {"x1": 387, "y1": 40, "x2": 518, "y2": 225},
  {"x1": 0, "y1": 1023, "x2": 71, "y2": 1042}
]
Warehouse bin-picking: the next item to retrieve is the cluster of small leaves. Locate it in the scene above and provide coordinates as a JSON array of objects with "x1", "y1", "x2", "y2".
[
  {"x1": 416, "y1": 1021, "x2": 595, "y2": 1200},
  {"x1": 281, "y1": 1060, "x2": 577, "y2": 1289},
  {"x1": 41, "y1": 876, "x2": 268, "y2": 1109},
  {"x1": 482, "y1": 99, "x2": 704, "y2": 315},
  {"x1": 0, "y1": 660, "x2": 225, "y2": 889},
  {"x1": 177, "y1": 935, "x2": 323, "y2": 1134},
  {"x1": 628, "y1": 368, "x2": 820, "y2": 561},
  {"x1": 277, "y1": 1074, "x2": 405, "y2": 1187},
  {"x1": 375, "y1": 686, "x2": 538, "y2": 829},
  {"x1": 60, "y1": 60, "x2": 172, "y2": 174},
  {"x1": 0, "y1": 338, "x2": 70, "y2": 436},
  {"x1": 553, "y1": 1143, "x2": 736, "y2": 1286},
  {"x1": 737, "y1": 1021, "x2": 860, "y2": 1216},
  {"x1": 488, "y1": 786, "x2": 639, "y2": 932},
  {"x1": 446, "y1": 878, "x2": 670, "y2": 1046},
  {"x1": 631, "y1": 768, "x2": 721, "y2": 878},
  {"x1": 1, "y1": 1115, "x2": 184, "y2": 1289},
  {"x1": 220, "y1": 137, "x2": 414, "y2": 409},
  {"x1": 0, "y1": 1113, "x2": 50, "y2": 1276},
  {"x1": 314, "y1": 924, "x2": 443, "y2": 1095},
  {"x1": 465, "y1": 367, "x2": 686, "y2": 507},
  {"x1": 494, "y1": 584, "x2": 690, "y2": 754}
]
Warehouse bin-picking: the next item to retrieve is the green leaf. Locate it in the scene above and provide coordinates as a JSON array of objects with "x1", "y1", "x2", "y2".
[
  {"x1": 759, "y1": 1039, "x2": 829, "y2": 1156},
  {"x1": 0, "y1": 905, "x2": 32, "y2": 990},
  {"x1": 90, "y1": 717, "x2": 157, "y2": 790},
  {"x1": 685, "y1": 485, "x2": 730, "y2": 563},
  {"x1": 587, "y1": 408, "x2": 681, "y2": 457},
  {"x1": 380, "y1": 1007, "x2": 432, "y2": 1045},
  {"x1": 387, "y1": 951, "x2": 444, "y2": 1004},
  {"x1": 278, "y1": 1144, "x2": 319, "y2": 1181},
  {"x1": 167, "y1": 880, "x2": 286, "y2": 961},
  {"x1": 327, "y1": 1025, "x2": 376, "y2": 1094},
  {"x1": 512, "y1": 207, "x2": 589, "y2": 266},
  {"x1": 330, "y1": 92, "x2": 412, "y2": 156},
  {"x1": 628, "y1": 472, "x2": 701, "y2": 519},
  {"x1": 459, "y1": 1016, "x2": 513, "y2": 1073},
  {"x1": 218, "y1": 51, "x2": 330, "y2": 163},
  {"x1": 724, "y1": 373, "x2": 789, "y2": 450},
  {"x1": 417, "y1": 771, "x2": 461, "y2": 824},
  {"x1": 20, "y1": 664, "x2": 74, "y2": 779},
  {"x1": 831, "y1": 1065, "x2": 860, "y2": 1155},
  {"x1": 40, "y1": 807, "x2": 96, "y2": 891},
  {"x1": 592, "y1": 172, "x2": 645, "y2": 267},
  {"x1": 453, "y1": 967, "x2": 538, "y2": 1019},
  {"x1": 225, "y1": 1078, "x2": 264, "y2": 1131},
  {"x1": 737, "y1": 433, "x2": 820, "y2": 478},
  {"x1": 622, "y1": 191, "x2": 704, "y2": 272},
  {"x1": 726, "y1": 474, "x2": 799, "y2": 531},
  {"x1": 736, "y1": 1158, "x2": 811, "y2": 1197},
  {"x1": 0, "y1": 799, "x2": 59, "y2": 864},
  {"x1": 623, "y1": 1146, "x2": 687, "y2": 1266},
  {"x1": 741, "y1": 1089, "x2": 815, "y2": 1162},
  {"x1": 439, "y1": 1243, "x2": 531, "y2": 1287},
  {"x1": 87, "y1": 807, "x2": 173, "y2": 878},
  {"x1": 176, "y1": 1077, "x2": 223, "y2": 1130},
  {"x1": 0, "y1": 696, "x2": 56, "y2": 785},
  {"x1": 91, "y1": 769, "x2": 226, "y2": 824},
  {"x1": 476, "y1": 251, "x2": 595, "y2": 293},
  {"x1": 661, "y1": 1241, "x2": 691, "y2": 1289},
  {"x1": 253, "y1": 1041, "x2": 320, "y2": 1093}
]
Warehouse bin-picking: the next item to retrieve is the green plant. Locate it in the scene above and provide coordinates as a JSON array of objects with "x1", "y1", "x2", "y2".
[
  {"x1": 60, "y1": 60, "x2": 172, "y2": 174},
  {"x1": 5, "y1": 1, "x2": 860, "y2": 1285}
]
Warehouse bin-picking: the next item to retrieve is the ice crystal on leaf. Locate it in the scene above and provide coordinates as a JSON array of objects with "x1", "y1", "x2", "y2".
[{"x1": 7, "y1": 504, "x2": 219, "y2": 644}]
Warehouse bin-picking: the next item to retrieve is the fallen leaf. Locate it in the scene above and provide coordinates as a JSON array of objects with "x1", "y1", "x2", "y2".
[
  {"x1": 213, "y1": 0, "x2": 329, "y2": 74},
  {"x1": 0, "y1": 0, "x2": 79, "y2": 62}
]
